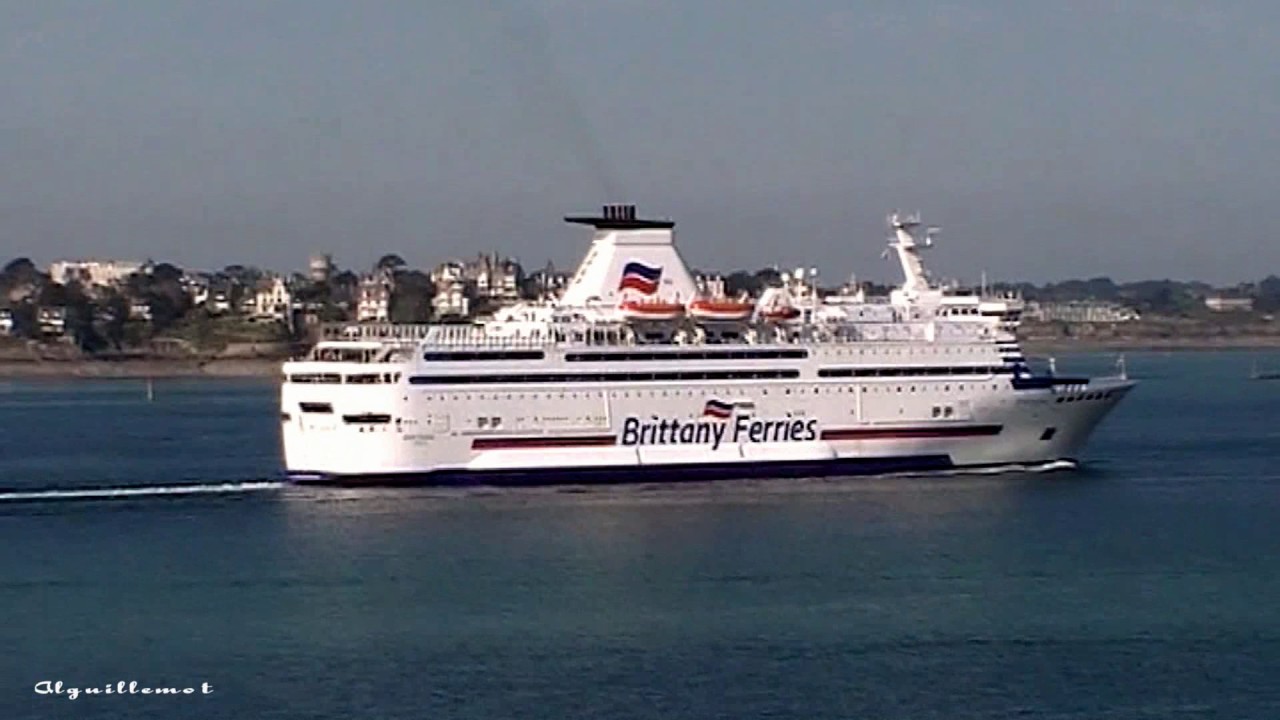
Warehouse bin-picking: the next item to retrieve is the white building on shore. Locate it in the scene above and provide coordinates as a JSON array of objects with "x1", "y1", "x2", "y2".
[
  {"x1": 48, "y1": 260, "x2": 147, "y2": 288},
  {"x1": 251, "y1": 276, "x2": 294, "y2": 323},
  {"x1": 357, "y1": 268, "x2": 395, "y2": 322},
  {"x1": 1204, "y1": 296, "x2": 1254, "y2": 312},
  {"x1": 1025, "y1": 300, "x2": 1140, "y2": 323}
]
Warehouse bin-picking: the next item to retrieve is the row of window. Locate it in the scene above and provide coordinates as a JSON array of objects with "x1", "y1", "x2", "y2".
[
  {"x1": 818, "y1": 366, "x2": 1016, "y2": 378},
  {"x1": 292, "y1": 366, "x2": 1026, "y2": 385},
  {"x1": 343, "y1": 413, "x2": 392, "y2": 424},
  {"x1": 1056, "y1": 391, "x2": 1115, "y2": 403},
  {"x1": 289, "y1": 373, "x2": 401, "y2": 384},
  {"x1": 416, "y1": 346, "x2": 1014, "y2": 364},
  {"x1": 422, "y1": 350, "x2": 545, "y2": 362},
  {"x1": 290, "y1": 374, "x2": 342, "y2": 384},
  {"x1": 1012, "y1": 376, "x2": 1089, "y2": 390},
  {"x1": 564, "y1": 349, "x2": 809, "y2": 362},
  {"x1": 417, "y1": 383, "x2": 995, "y2": 401},
  {"x1": 418, "y1": 349, "x2": 815, "y2": 363},
  {"x1": 408, "y1": 369, "x2": 801, "y2": 385},
  {"x1": 290, "y1": 406, "x2": 393, "y2": 423},
  {"x1": 345, "y1": 373, "x2": 402, "y2": 385}
]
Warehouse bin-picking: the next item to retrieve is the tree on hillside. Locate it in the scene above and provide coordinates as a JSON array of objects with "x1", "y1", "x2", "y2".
[
  {"x1": 221, "y1": 264, "x2": 263, "y2": 287},
  {"x1": 388, "y1": 270, "x2": 434, "y2": 323},
  {"x1": 3, "y1": 257, "x2": 39, "y2": 280},
  {"x1": 37, "y1": 281, "x2": 71, "y2": 307},
  {"x1": 1041, "y1": 277, "x2": 1119, "y2": 302},
  {"x1": 1, "y1": 257, "x2": 45, "y2": 302},
  {"x1": 1119, "y1": 280, "x2": 1200, "y2": 316},
  {"x1": 123, "y1": 264, "x2": 191, "y2": 333},
  {"x1": 6, "y1": 302, "x2": 37, "y2": 338},
  {"x1": 376, "y1": 254, "x2": 407, "y2": 271},
  {"x1": 1256, "y1": 275, "x2": 1280, "y2": 312},
  {"x1": 754, "y1": 267, "x2": 783, "y2": 288},
  {"x1": 152, "y1": 262, "x2": 183, "y2": 284},
  {"x1": 329, "y1": 270, "x2": 359, "y2": 308},
  {"x1": 293, "y1": 281, "x2": 331, "y2": 305},
  {"x1": 96, "y1": 288, "x2": 130, "y2": 349},
  {"x1": 54, "y1": 281, "x2": 106, "y2": 352},
  {"x1": 724, "y1": 271, "x2": 761, "y2": 298}
]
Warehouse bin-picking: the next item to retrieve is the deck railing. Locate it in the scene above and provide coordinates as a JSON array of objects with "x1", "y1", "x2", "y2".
[{"x1": 313, "y1": 321, "x2": 1010, "y2": 351}]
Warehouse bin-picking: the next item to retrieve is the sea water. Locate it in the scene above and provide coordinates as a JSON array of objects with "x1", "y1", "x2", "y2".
[{"x1": 1, "y1": 352, "x2": 1278, "y2": 719}]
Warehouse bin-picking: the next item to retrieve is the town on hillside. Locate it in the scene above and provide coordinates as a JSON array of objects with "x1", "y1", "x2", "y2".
[{"x1": 1, "y1": 253, "x2": 1278, "y2": 356}]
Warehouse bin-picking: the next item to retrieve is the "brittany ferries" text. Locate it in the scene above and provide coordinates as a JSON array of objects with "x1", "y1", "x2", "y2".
[{"x1": 621, "y1": 415, "x2": 819, "y2": 451}]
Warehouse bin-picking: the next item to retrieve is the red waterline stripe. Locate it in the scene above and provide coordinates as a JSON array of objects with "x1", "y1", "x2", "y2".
[
  {"x1": 821, "y1": 424, "x2": 1003, "y2": 441},
  {"x1": 471, "y1": 435, "x2": 618, "y2": 451}
]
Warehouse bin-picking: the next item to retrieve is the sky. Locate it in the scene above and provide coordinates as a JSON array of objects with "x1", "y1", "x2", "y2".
[{"x1": 2, "y1": 0, "x2": 1279, "y2": 285}]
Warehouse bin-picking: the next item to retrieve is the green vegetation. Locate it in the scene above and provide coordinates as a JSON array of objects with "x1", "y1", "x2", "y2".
[
  {"x1": 3, "y1": 249, "x2": 1278, "y2": 360},
  {"x1": 999, "y1": 275, "x2": 1280, "y2": 317}
]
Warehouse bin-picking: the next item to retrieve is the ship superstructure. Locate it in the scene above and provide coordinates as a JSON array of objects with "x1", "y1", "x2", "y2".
[{"x1": 281, "y1": 205, "x2": 1134, "y2": 485}]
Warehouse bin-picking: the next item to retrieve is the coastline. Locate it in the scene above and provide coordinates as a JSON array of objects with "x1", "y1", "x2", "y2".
[
  {"x1": 0, "y1": 358, "x2": 284, "y2": 380},
  {"x1": 1020, "y1": 336, "x2": 1280, "y2": 354},
  {"x1": 1, "y1": 336, "x2": 1279, "y2": 380}
]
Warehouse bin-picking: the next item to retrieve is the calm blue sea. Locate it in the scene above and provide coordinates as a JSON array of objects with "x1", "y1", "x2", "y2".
[{"x1": 1, "y1": 351, "x2": 1279, "y2": 719}]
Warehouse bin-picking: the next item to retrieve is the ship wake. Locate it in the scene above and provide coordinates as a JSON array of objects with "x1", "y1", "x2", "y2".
[
  {"x1": 938, "y1": 459, "x2": 1080, "y2": 477},
  {"x1": 0, "y1": 481, "x2": 283, "y2": 503}
]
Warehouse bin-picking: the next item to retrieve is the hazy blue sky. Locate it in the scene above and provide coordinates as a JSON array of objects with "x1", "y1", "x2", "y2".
[{"x1": 3, "y1": 1, "x2": 1278, "y2": 284}]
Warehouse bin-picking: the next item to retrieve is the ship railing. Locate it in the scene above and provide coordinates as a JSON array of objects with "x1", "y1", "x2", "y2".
[
  {"x1": 319, "y1": 322, "x2": 438, "y2": 342},
  {"x1": 316, "y1": 320, "x2": 1000, "y2": 350}
]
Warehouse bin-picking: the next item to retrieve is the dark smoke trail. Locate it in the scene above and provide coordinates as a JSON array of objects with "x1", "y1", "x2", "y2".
[{"x1": 490, "y1": 0, "x2": 623, "y2": 200}]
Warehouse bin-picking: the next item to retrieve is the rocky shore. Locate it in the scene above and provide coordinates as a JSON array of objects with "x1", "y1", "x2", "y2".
[
  {"x1": 1017, "y1": 318, "x2": 1280, "y2": 354},
  {"x1": 0, "y1": 358, "x2": 283, "y2": 379},
  {"x1": 0, "y1": 340, "x2": 289, "y2": 379},
  {"x1": 1021, "y1": 336, "x2": 1280, "y2": 354}
]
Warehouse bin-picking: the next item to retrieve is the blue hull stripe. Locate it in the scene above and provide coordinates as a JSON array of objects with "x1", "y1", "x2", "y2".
[{"x1": 289, "y1": 454, "x2": 958, "y2": 487}]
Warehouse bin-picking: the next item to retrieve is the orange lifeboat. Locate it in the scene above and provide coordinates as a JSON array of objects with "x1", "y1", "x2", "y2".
[
  {"x1": 687, "y1": 298, "x2": 755, "y2": 322},
  {"x1": 619, "y1": 299, "x2": 685, "y2": 322},
  {"x1": 759, "y1": 305, "x2": 801, "y2": 322}
]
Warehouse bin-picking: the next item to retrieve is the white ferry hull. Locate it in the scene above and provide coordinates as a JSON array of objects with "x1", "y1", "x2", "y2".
[
  {"x1": 281, "y1": 373, "x2": 1134, "y2": 486},
  {"x1": 280, "y1": 205, "x2": 1137, "y2": 487}
]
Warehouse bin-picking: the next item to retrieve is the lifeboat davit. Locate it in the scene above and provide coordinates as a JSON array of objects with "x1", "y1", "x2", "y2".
[
  {"x1": 619, "y1": 299, "x2": 685, "y2": 322},
  {"x1": 687, "y1": 298, "x2": 754, "y2": 322},
  {"x1": 758, "y1": 305, "x2": 801, "y2": 322}
]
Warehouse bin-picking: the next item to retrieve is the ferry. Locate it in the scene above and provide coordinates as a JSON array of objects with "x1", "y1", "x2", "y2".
[{"x1": 281, "y1": 205, "x2": 1135, "y2": 485}]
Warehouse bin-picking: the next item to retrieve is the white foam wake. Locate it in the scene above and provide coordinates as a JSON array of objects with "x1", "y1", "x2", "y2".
[
  {"x1": 0, "y1": 481, "x2": 283, "y2": 503},
  {"x1": 1032, "y1": 459, "x2": 1080, "y2": 472},
  {"x1": 926, "y1": 459, "x2": 1080, "y2": 478}
]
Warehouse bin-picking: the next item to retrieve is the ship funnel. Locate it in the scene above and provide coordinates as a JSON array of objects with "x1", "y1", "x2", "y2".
[
  {"x1": 559, "y1": 204, "x2": 696, "y2": 306},
  {"x1": 565, "y1": 204, "x2": 672, "y2": 230},
  {"x1": 602, "y1": 204, "x2": 636, "y2": 221}
]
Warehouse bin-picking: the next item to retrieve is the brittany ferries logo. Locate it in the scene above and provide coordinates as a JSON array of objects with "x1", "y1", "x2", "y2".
[
  {"x1": 618, "y1": 261, "x2": 662, "y2": 294},
  {"x1": 702, "y1": 399, "x2": 734, "y2": 419},
  {"x1": 622, "y1": 400, "x2": 818, "y2": 451}
]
